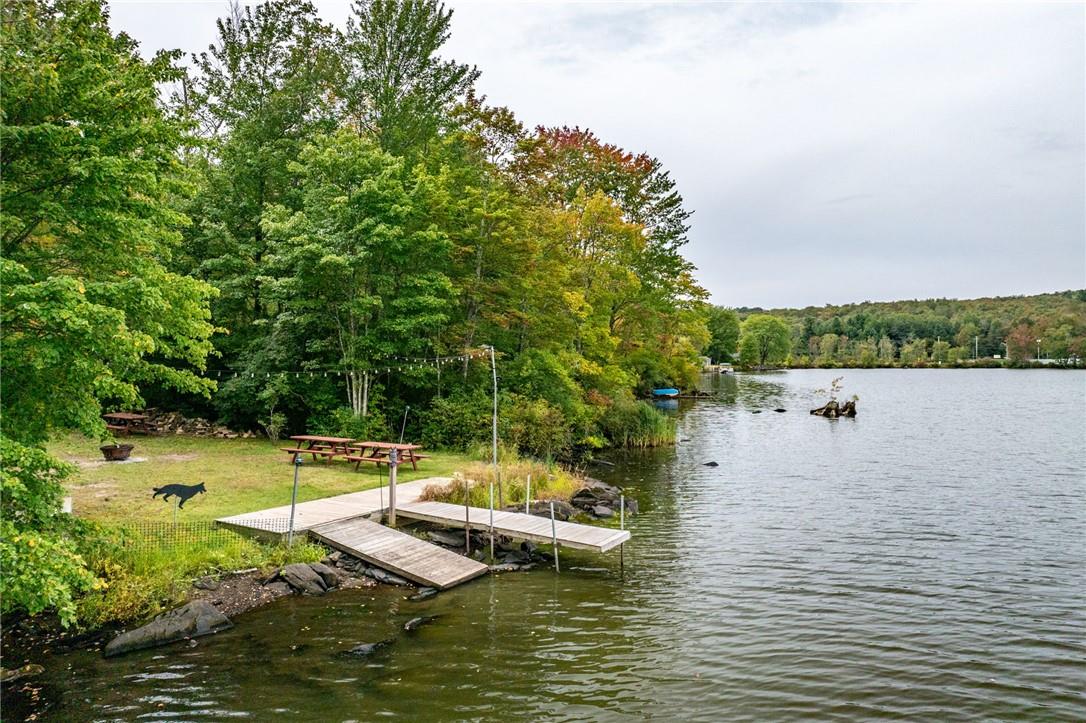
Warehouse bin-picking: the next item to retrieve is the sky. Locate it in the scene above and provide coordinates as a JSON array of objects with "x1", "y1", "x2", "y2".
[{"x1": 108, "y1": 1, "x2": 1086, "y2": 308}]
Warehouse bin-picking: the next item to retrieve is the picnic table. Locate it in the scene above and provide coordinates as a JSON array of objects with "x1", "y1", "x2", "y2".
[
  {"x1": 281, "y1": 435, "x2": 355, "y2": 463},
  {"x1": 345, "y1": 441, "x2": 428, "y2": 471},
  {"x1": 103, "y1": 412, "x2": 157, "y2": 435}
]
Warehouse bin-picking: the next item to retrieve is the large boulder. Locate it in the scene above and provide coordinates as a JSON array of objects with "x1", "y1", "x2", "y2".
[
  {"x1": 278, "y1": 563, "x2": 328, "y2": 595},
  {"x1": 428, "y1": 530, "x2": 465, "y2": 547},
  {"x1": 308, "y1": 562, "x2": 341, "y2": 590},
  {"x1": 104, "y1": 601, "x2": 231, "y2": 658}
]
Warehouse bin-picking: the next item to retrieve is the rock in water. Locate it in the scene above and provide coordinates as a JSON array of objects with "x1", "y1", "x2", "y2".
[
  {"x1": 428, "y1": 530, "x2": 465, "y2": 547},
  {"x1": 774, "y1": 408, "x2": 787, "y2": 413},
  {"x1": 365, "y1": 567, "x2": 411, "y2": 586},
  {"x1": 703, "y1": 461, "x2": 719, "y2": 467},
  {"x1": 345, "y1": 639, "x2": 393, "y2": 657},
  {"x1": 278, "y1": 563, "x2": 328, "y2": 595},
  {"x1": 104, "y1": 601, "x2": 232, "y2": 657},
  {"x1": 591, "y1": 505, "x2": 615, "y2": 519},
  {"x1": 489, "y1": 563, "x2": 523, "y2": 573},
  {"x1": 403, "y1": 615, "x2": 439, "y2": 632},
  {"x1": 408, "y1": 587, "x2": 438, "y2": 602}
]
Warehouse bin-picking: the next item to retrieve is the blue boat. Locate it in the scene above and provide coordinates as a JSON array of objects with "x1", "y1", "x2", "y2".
[{"x1": 651, "y1": 388, "x2": 680, "y2": 398}]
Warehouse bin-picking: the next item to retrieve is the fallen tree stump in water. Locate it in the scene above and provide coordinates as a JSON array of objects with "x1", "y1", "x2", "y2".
[{"x1": 810, "y1": 400, "x2": 857, "y2": 418}]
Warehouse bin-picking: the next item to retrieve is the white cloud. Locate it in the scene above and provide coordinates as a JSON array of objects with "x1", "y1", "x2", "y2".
[{"x1": 109, "y1": 0, "x2": 1086, "y2": 306}]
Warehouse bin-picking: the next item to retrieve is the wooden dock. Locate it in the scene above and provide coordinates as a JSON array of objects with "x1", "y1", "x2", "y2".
[
  {"x1": 216, "y1": 475, "x2": 631, "y2": 590},
  {"x1": 396, "y1": 500, "x2": 631, "y2": 553},
  {"x1": 309, "y1": 517, "x2": 488, "y2": 589}
]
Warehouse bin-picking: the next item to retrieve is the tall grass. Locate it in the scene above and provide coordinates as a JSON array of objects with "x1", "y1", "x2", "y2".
[
  {"x1": 600, "y1": 399, "x2": 676, "y2": 448},
  {"x1": 74, "y1": 521, "x2": 323, "y2": 627},
  {"x1": 419, "y1": 456, "x2": 585, "y2": 508}
]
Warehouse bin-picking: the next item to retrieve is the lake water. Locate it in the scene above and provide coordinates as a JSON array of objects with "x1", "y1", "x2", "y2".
[{"x1": 11, "y1": 370, "x2": 1086, "y2": 721}]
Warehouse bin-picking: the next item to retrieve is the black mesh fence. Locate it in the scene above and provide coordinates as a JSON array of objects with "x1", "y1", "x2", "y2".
[{"x1": 108, "y1": 519, "x2": 294, "y2": 556}]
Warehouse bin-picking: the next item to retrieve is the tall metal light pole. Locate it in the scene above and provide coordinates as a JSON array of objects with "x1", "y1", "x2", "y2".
[
  {"x1": 1036, "y1": 338, "x2": 1042, "y2": 361},
  {"x1": 288, "y1": 456, "x2": 302, "y2": 547},
  {"x1": 484, "y1": 345, "x2": 501, "y2": 507},
  {"x1": 388, "y1": 447, "x2": 398, "y2": 527}
]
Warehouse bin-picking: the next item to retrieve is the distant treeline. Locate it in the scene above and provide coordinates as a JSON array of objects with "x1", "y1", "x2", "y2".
[{"x1": 711, "y1": 290, "x2": 1086, "y2": 368}]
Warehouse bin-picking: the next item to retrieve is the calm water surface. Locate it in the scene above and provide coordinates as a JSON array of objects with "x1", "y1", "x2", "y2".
[{"x1": 17, "y1": 370, "x2": 1086, "y2": 721}]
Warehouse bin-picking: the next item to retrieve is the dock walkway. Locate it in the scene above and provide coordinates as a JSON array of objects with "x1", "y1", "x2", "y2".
[{"x1": 397, "y1": 500, "x2": 631, "y2": 553}]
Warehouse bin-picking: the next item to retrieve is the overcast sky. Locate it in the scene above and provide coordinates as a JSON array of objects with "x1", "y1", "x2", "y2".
[{"x1": 109, "y1": 1, "x2": 1085, "y2": 308}]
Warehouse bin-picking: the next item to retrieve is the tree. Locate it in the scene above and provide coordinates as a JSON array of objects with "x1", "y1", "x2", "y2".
[
  {"x1": 705, "y1": 306, "x2": 740, "y2": 363},
  {"x1": 877, "y1": 335, "x2": 896, "y2": 364},
  {"x1": 263, "y1": 130, "x2": 454, "y2": 416},
  {"x1": 738, "y1": 315, "x2": 791, "y2": 368},
  {"x1": 1, "y1": 0, "x2": 215, "y2": 623},
  {"x1": 180, "y1": 0, "x2": 341, "y2": 356},
  {"x1": 342, "y1": 0, "x2": 479, "y2": 158}
]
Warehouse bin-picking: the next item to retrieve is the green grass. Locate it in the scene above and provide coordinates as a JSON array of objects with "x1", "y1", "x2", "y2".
[
  {"x1": 44, "y1": 434, "x2": 475, "y2": 627},
  {"x1": 49, "y1": 433, "x2": 474, "y2": 523}
]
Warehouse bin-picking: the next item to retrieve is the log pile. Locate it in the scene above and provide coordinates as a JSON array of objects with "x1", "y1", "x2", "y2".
[
  {"x1": 142, "y1": 409, "x2": 256, "y2": 438},
  {"x1": 809, "y1": 399, "x2": 857, "y2": 418}
]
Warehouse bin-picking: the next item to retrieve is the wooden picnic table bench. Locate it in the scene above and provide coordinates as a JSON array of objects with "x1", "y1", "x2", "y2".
[
  {"x1": 103, "y1": 412, "x2": 156, "y2": 435},
  {"x1": 282, "y1": 435, "x2": 355, "y2": 463},
  {"x1": 347, "y1": 441, "x2": 427, "y2": 471}
]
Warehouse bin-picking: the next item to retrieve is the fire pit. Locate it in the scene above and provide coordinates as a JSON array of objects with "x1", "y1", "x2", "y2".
[{"x1": 100, "y1": 444, "x2": 135, "y2": 462}]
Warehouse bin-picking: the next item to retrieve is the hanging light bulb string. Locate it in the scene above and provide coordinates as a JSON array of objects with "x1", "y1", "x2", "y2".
[{"x1": 195, "y1": 349, "x2": 492, "y2": 379}]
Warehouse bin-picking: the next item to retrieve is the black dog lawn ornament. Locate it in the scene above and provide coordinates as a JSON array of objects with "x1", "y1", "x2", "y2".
[{"x1": 152, "y1": 482, "x2": 207, "y2": 509}]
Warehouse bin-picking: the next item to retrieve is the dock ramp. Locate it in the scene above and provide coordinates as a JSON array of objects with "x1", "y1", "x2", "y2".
[{"x1": 309, "y1": 517, "x2": 488, "y2": 589}]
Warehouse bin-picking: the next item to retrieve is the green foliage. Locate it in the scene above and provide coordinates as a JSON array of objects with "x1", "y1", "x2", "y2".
[
  {"x1": 0, "y1": 438, "x2": 100, "y2": 626},
  {"x1": 419, "y1": 392, "x2": 493, "y2": 451},
  {"x1": 343, "y1": 0, "x2": 480, "y2": 159},
  {"x1": 599, "y1": 399, "x2": 676, "y2": 449},
  {"x1": 705, "y1": 306, "x2": 740, "y2": 363},
  {"x1": 738, "y1": 314, "x2": 792, "y2": 368},
  {"x1": 1, "y1": 0, "x2": 217, "y2": 443},
  {"x1": 504, "y1": 396, "x2": 572, "y2": 460},
  {"x1": 741, "y1": 290, "x2": 1086, "y2": 367}
]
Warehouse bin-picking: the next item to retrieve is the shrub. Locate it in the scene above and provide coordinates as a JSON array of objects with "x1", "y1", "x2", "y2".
[
  {"x1": 599, "y1": 399, "x2": 675, "y2": 448},
  {"x1": 308, "y1": 406, "x2": 389, "y2": 441},
  {"x1": 0, "y1": 438, "x2": 100, "y2": 626},
  {"x1": 504, "y1": 396, "x2": 571, "y2": 460},
  {"x1": 418, "y1": 391, "x2": 493, "y2": 451}
]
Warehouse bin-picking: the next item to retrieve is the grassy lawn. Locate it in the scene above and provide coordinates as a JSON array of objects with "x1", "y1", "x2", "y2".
[{"x1": 49, "y1": 434, "x2": 474, "y2": 524}]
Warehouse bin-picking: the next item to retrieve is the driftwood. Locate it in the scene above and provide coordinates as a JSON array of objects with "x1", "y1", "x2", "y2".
[{"x1": 810, "y1": 399, "x2": 857, "y2": 418}]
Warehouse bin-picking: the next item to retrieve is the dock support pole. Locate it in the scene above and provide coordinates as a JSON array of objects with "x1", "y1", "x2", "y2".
[
  {"x1": 619, "y1": 493, "x2": 625, "y2": 575},
  {"x1": 288, "y1": 456, "x2": 301, "y2": 547},
  {"x1": 489, "y1": 481, "x2": 495, "y2": 561},
  {"x1": 388, "y1": 448, "x2": 398, "y2": 527},
  {"x1": 550, "y1": 501, "x2": 559, "y2": 573},
  {"x1": 464, "y1": 476, "x2": 471, "y2": 554},
  {"x1": 525, "y1": 473, "x2": 531, "y2": 515}
]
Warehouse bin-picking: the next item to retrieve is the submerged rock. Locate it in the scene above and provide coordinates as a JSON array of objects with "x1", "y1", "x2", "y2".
[
  {"x1": 774, "y1": 408, "x2": 787, "y2": 413},
  {"x1": 403, "y1": 615, "x2": 439, "y2": 632},
  {"x1": 344, "y1": 639, "x2": 393, "y2": 657},
  {"x1": 365, "y1": 567, "x2": 411, "y2": 586},
  {"x1": 408, "y1": 587, "x2": 438, "y2": 602},
  {"x1": 104, "y1": 601, "x2": 231, "y2": 658},
  {"x1": 703, "y1": 461, "x2": 719, "y2": 467},
  {"x1": 489, "y1": 562, "x2": 525, "y2": 573}
]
